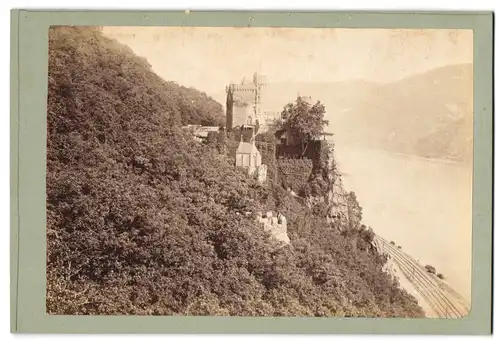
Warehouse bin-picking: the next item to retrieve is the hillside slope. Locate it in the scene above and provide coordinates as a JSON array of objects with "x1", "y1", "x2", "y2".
[
  {"x1": 46, "y1": 26, "x2": 424, "y2": 317},
  {"x1": 414, "y1": 115, "x2": 473, "y2": 162},
  {"x1": 330, "y1": 64, "x2": 473, "y2": 162}
]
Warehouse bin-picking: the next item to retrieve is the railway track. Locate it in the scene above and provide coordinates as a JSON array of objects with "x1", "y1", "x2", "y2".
[{"x1": 373, "y1": 234, "x2": 470, "y2": 318}]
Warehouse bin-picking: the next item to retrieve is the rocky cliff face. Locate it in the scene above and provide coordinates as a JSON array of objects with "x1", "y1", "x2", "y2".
[{"x1": 305, "y1": 141, "x2": 350, "y2": 227}]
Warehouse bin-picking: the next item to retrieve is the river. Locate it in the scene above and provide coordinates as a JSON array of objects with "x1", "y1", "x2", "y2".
[{"x1": 334, "y1": 144, "x2": 473, "y2": 302}]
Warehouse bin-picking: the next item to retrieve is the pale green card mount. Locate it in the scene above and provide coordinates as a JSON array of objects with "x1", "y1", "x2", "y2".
[{"x1": 10, "y1": 10, "x2": 493, "y2": 334}]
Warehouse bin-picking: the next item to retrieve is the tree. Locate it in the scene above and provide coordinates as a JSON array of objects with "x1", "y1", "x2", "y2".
[
  {"x1": 346, "y1": 191, "x2": 363, "y2": 230},
  {"x1": 279, "y1": 96, "x2": 329, "y2": 156},
  {"x1": 425, "y1": 265, "x2": 436, "y2": 274}
]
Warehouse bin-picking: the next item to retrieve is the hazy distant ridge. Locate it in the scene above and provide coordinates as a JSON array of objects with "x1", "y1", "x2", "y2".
[{"x1": 324, "y1": 63, "x2": 473, "y2": 163}]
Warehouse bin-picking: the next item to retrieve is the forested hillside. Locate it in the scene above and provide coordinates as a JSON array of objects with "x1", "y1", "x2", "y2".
[{"x1": 46, "y1": 26, "x2": 424, "y2": 317}]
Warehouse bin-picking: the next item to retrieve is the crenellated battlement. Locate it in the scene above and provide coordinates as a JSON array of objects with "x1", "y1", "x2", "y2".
[{"x1": 225, "y1": 72, "x2": 282, "y2": 131}]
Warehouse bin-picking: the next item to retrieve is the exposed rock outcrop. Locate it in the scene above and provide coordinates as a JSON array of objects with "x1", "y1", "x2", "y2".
[{"x1": 305, "y1": 140, "x2": 350, "y2": 227}]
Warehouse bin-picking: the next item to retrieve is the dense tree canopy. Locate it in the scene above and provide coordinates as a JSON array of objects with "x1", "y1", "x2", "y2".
[
  {"x1": 46, "y1": 26, "x2": 424, "y2": 318},
  {"x1": 47, "y1": 26, "x2": 224, "y2": 130}
]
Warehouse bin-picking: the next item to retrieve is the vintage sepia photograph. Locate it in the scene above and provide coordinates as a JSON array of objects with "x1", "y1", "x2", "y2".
[{"x1": 46, "y1": 25, "x2": 473, "y2": 318}]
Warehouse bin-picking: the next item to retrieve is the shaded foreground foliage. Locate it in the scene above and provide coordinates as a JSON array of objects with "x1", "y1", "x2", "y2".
[{"x1": 46, "y1": 26, "x2": 424, "y2": 317}]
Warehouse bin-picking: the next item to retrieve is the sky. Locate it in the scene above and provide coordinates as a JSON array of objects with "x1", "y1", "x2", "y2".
[{"x1": 102, "y1": 27, "x2": 473, "y2": 102}]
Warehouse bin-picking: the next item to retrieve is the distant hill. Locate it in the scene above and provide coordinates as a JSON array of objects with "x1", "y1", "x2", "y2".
[{"x1": 328, "y1": 64, "x2": 473, "y2": 163}]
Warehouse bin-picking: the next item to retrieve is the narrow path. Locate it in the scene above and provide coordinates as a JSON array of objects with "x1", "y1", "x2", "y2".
[{"x1": 373, "y1": 234, "x2": 470, "y2": 318}]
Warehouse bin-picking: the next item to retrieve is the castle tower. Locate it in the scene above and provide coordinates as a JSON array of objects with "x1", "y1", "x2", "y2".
[
  {"x1": 253, "y1": 72, "x2": 267, "y2": 127},
  {"x1": 226, "y1": 85, "x2": 234, "y2": 129},
  {"x1": 226, "y1": 72, "x2": 277, "y2": 132},
  {"x1": 226, "y1": 78, "x2": 256, "y2": 130}
]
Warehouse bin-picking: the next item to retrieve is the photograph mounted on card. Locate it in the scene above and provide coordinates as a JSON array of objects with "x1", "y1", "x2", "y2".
[{"x1": 11, "y1": 10, "x2": 493, "y2": 334}]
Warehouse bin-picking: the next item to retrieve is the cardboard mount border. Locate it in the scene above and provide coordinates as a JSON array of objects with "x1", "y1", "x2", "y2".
[{"x1": 10, "y1": 10, "x2": 493, "y2": 334}]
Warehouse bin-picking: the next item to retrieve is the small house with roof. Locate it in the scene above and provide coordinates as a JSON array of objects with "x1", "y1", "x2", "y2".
[
  {"x1": 236, "y1": 138, "x2": 262, "y2": 171},
  {"x1": 234, "y1": 132, "x2": 267, "y2": 183}
]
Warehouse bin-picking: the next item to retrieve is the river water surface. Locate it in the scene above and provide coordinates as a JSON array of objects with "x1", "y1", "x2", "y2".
[{"x1": 334, "y1": 144, "x2": 473, "y2": 302}]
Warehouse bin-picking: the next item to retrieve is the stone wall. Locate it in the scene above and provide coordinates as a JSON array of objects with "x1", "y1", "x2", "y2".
[
  {"x1": 256, "y1": 164, "x2": 268, "y2": 184},
  {"x1": 223, "y1": 123, "x2": 349, "y2": 228},
  {"x1": 248, "y1": 164, "x2": 267, "y2": 184},
  {"x1": 255, "y1": 141, "x2": 277, "y2": 183},
  {"x1": 275, "y1": 142, "x2": 320, "y2": 160},
  {"x1": 276, "y1": 157, "x2": 313, "y2": 194},
  {"x1": 256, "y1": 210, "x2": 290, "y2": 245}
]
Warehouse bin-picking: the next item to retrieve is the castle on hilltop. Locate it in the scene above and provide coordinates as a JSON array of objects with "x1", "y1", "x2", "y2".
[{"x1": 225, "y1": 72, "x2": 327, "y2": 133}]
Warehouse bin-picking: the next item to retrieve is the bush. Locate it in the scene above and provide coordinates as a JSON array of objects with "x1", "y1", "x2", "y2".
[
  {"x1": 390, "y1": 241, "x2": 395, "y2": 245},
  {"x1": 425, "y1": 265, "x2": 436, "y2": 274},
  {"x1": 437, "y1": 273, "x2": 445, "y2": 279},
  {"x1": 397, "y1": 245, "x2": 402, "y2": 249}
]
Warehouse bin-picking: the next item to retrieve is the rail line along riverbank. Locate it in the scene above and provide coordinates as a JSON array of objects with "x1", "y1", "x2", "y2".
[
  {"x1": 373, "y1": 234, "x2": 471, "y2": 318},
  {"x1": 334, "y1": 145, "x2": 473, "y2": 302}
]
